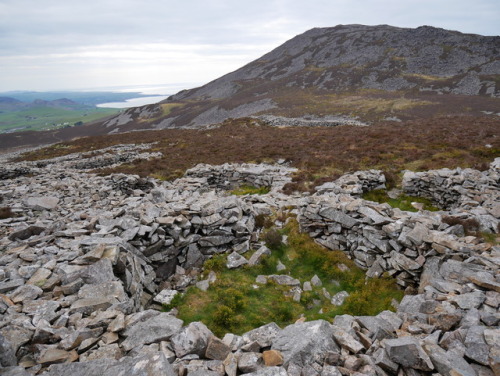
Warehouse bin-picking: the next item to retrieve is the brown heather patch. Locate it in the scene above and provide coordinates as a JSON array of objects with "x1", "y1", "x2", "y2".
[{"x1": 15, "y1": 115, "x2": 500, "y2": 192}]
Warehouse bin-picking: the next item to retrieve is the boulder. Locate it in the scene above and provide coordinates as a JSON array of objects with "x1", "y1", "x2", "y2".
[
  {"x1": 205, "y1": 337, "x2": 231, "y2": 360},
  {"x1": 121, "y1": 313, "x2": 183, "y2": 352},
  {"x1": 384, "y1": 337, "x2": 434, "y2": 371},
  {"x1": 170, "y1": 321, "x2": 214, "y2": 358},
  {"x1": 272, "y1": 320, "x2": 339, "y2": 368},
  {"x1": 248, "y1": 246, "x2": 272, "y2": 266},
  {"x1": 0, "y1": 333, "x2": 17, "y2": 367},
  {"x1": 243, "y1": 323, "x2": 282, "y2": 348}
]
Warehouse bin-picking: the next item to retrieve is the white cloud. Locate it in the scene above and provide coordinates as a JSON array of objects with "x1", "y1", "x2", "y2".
[{"x1": 0, "y1": 0, "x2": 498, "y2": 91}]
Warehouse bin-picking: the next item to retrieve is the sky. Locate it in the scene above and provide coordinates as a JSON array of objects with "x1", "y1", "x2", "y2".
[{"x1": 1, "y1": 0, "x2": 499, "y2": 93}]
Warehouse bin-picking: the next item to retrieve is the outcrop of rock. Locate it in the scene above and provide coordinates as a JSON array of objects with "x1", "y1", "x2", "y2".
[{"x1": 0, "y1": 145, "x2": 498, "y2": 375}]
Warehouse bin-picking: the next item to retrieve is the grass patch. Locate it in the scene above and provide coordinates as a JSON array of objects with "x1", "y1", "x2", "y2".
[
  {"x1": 171, "y1": 219, "x2": 403, "y2": 337},
  {"x1": 230, "y1": 184, "x2": 271, "y2": 196},
  {"x1": 363, "y1": 189, "x2": 440, "y2": 212}
]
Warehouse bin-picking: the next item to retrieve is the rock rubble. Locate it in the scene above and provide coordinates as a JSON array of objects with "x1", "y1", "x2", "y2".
[{"x1": 0, "y1": 145, "x2": 498, "y2": 376}]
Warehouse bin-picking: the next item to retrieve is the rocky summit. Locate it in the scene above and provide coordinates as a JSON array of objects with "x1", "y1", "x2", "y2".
[{"x1": 0, "y1": 143, "x2": 498, "y2": 376}]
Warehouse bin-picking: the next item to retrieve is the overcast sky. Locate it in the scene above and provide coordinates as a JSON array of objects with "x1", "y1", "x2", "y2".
[{"x1": 1, "y1": 0, "x2": 499, "y2": 93}]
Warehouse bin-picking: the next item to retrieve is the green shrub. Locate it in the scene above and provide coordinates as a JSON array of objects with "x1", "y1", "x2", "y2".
[
  {"x1": 255, "y1": 214, "x2": 273, "y2": 229},
  {"x1": 203, "y1": 255, "x2": 226, "y2": 273},
  {"x1": 213, "y1": 305, "x2": 235, "y2": 327},
  {"x1": 216, "y1": 288, "x2": 246, "y2": 311},
  {"x1": 263, "y1": 228, "x2": 283, "y2": 249}
]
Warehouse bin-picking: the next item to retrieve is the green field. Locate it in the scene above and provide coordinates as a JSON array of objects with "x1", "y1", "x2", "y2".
[{"x1": 0, "y1": 106, "x2": 119, "y2": 133}]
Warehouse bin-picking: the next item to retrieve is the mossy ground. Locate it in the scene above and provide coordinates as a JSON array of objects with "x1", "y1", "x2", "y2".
[{"x1": 168, "y1": 219, "x2": 403, "y2": 337}]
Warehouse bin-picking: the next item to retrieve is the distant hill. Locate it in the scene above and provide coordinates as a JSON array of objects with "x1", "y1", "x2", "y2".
[
  {"x1": 98, "y1": 24, "x2": 499, "y2": 133},
  {"x1": 1, "y1": 24, "x2": 499, "y2": 149}
]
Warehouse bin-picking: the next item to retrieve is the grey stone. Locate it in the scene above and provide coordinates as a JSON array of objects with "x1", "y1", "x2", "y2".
[
  {"x1": 153, "y1": 289, "x2": 178, "y2": 305},
  {"x1": 244, "y1": 367, "x2": 288, "y2": 376},
  {"x1": 272, "y1": 320, "x2": 339, "y2": 368},
  {"x1": 243, "y1": 322, "x2": 281, "y2": 348},
  {"x1": 0, "y1": 326, "x2": 33, "y2": 354},
  {"x1": 268, "y1": 275, "x2": 300, "y2": 286},
  {"x1": 321, "y1": 365, "x2": 342, "y2": 376},
  {"x1": 0, "y1": 366, "x2": 32, "y2": 376},
  {"x1": 318, "y1": 208, "x2": 359, "y2": 228},
  {"x1": 331, "y1": 326, "x2": 364, "y2": 353},
  {"x1": 121, "y1": 313, "x2": 183, "y2": 352},
  {"x1": 0, "y1": 333, "x2": 17, "y2": 367},
  {"x1": 0, "y1": 279, "x2": 25, "y2": 293},
  {"x1": 373, "y1": 347, "x2": 399, "y2": 374},
  {"x1": 450, "y1": 291, "x2": 486, "y2": 310},
  {"x1": 423, "y1": 343, "x2": 476, "y2": 376},
  {"x1": 9, "y1": 284, "x2": 43, "y2": 303},
  {"x1": 238, "y1": 352, "x2": 263, "y2": 373},
  {"x1": 248, "y1": 246, "x2": 271, "y2": 266},
  {"x1": 226, "y1": 252, "x2": 248, "y2": 269},
  {"x1": 384, "y1": 337, "x2": 434, "y2": 371},
  {"x1": 78, "y1": 281, "x2": 127, "y2": 302},
  {"x1": 311, "y1": 275, "x2": 322, "y2": 287},
  {"x1": 205, "y1": 336, "x2": 231, "y2": 360},
  {"x1": 406, "y1": 223, "x2": 429, "y2": 246},
  {"x1": 171, "y1": 321, "x2": 214, "y2": 358},
  {"x1": 43, "y1": 352, "x2": 175, "y2": 376},
  {"x1": 69, "y1": 297, "x2": 116, "y2": 316},
  {"x1": 331, "y1": 291, "x2": 349, "y2": 306},
  {"x1": 464, "y1": 325, "x2": 490, "y2": 366},
  {"x1": 276, "y1": 260, "x2": 286, "y2": 271},
  {"x1": 24, "y1": 196, "x2": 59, "y2": 210}
]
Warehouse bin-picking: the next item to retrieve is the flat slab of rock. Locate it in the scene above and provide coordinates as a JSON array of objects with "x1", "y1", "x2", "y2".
[
  {"x1": 43, "y1": 352, "x2": 175, "y2": 376},
  {"x1": 243, "y1": 322, "x2": 281, "y2": 348},
  {"x1": 272, "y1": 320, "x2": 339, "y2": 368},
  {"x1": 248, "y1": 246, "x2": 271, "y2": 266},
  {"x1": 268, "y1": 275, "x2": 300, "y2": 286},
  {"x1": 121, "y1": 313, "x2": 183, "y2": 352},
  {"x1": 24, "y1": 196, "x2": 59, "y2": 210},
  {"x1": 227, "y1": 252, "x2": 248, "y2": 269}
]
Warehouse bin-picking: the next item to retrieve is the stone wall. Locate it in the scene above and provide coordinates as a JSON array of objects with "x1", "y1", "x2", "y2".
[
  {"x1": 402, "y1": 157, "x2": 500, "y2": 210},
  {"x1": 184, "y1": 163, "x2": 297, "y2": 192}
]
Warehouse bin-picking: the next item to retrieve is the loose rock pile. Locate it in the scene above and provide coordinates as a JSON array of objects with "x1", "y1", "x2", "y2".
[
  {"x1": 256, "y1": 115, "x2": 368, "y2": 128},
  {"x1": 0, "y1": 145, "x2": 498, "y2": 376}
]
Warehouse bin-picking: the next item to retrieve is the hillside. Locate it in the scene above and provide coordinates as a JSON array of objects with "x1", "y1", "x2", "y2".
[{"x1": 100, "y1": 24, "x2": 500, "y2": 133}]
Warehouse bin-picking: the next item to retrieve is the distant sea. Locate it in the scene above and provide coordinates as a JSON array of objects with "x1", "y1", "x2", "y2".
[{"x1": 95, "y1": 83, "x2": 199, "y2": 109}]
